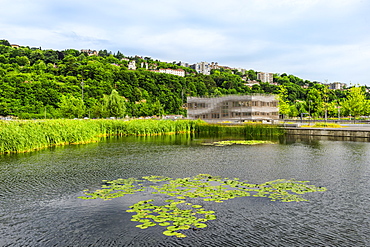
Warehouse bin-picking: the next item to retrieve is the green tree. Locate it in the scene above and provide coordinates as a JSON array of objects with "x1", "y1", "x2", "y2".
[
  {"x1": 0, "y1": 40, "x2": 11, "y2": 46},
  {"x1": 90, "y1": 96, "x2": 109, "y2": 118},
  {"x1": 306, "y1": 87, "x2": 324, "y2": 118},
  {"x1": 278, "y1": 86, "x2": 290, "y2": 118},
  {"x1": 107, "y1": 89, "x2": 126, "y2": 118},
  {"x1": 59, "y1": 95, "x2": 85, "y2": 118},
  {"x1": 341, "y1": 86, "x2": 366, "y2": 120}
]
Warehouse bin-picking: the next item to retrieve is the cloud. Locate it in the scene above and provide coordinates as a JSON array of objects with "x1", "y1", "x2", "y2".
[{"x1": 1, "y1": 0, "x2": 370, "y2": 85}]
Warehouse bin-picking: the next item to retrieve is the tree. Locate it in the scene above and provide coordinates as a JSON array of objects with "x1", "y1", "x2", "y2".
[
  {"x1": 0, "y1": 39, "x2": 11, "y2": 46},
  {"x1": 59, "y1": 95, "x2": 85, "y2": 118},
  {"x1": 341, "y1": 86, "x2": 366, "y2": 120},
  {"x1": 278, "y1": 86, "x2": 290, "y2": 118},
  {"x1": 306, "y1": 87, "x2": 324, "y2": 118},
  {"x1": 15, "y1": 56, "x2": 30, "y2": 66},
  {"x1": 107, "y1": 89, "x2": 126, "y2": 118}
]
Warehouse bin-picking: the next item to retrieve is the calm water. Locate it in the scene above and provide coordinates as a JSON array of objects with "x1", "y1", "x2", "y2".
[{"x1": 0, "y1": 134, "x2": 369, "y2": 246}]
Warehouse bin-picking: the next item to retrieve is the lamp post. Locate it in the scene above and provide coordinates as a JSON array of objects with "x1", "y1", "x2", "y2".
[
  {"x1": 81, "y1": 79, "x2": 84, "y2": 102},
  {"x1": 337, "y1": 106, "x2": 341, "y2": 122},
  {"x1": 301, "y1": 113, "x2": 309, "y2": 123}
]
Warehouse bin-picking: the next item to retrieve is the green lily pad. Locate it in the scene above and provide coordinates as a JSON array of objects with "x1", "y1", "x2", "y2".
[{"x1": 80, "y1": 174, "x2": 327, "y2": 238}]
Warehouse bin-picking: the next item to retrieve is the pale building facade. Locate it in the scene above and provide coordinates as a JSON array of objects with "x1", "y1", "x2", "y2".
[
  {"x1": 328, "y1": 82, "x2": 346, "y2": 90},
  {"x1": 257, "y1": 72, "x2": 274, "y2": 83},
  {"x1": 191, "y1": 62, "x2": 211, "y2": 75},
  {"x1": 187, "y1": 94, "x2": 279, "y2": 123},
  {"x1": 128, "y1": 60, "x2": 136, "y2": 70},
  {"x1": 157, "y1": 68, "x2": 185, "y2": 77}
]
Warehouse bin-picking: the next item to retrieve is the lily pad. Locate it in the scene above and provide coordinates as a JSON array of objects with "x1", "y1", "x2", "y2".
[{"x1": 80, "y1": 174, "x2": 327, "y2": 238}]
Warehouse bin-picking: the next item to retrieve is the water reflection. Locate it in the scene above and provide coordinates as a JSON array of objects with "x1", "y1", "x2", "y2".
[{"x1": 0, "y1": 134, "x2": 369, "y2": 246}]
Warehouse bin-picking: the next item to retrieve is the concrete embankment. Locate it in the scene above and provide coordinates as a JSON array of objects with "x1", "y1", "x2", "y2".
[{"x1": 283, "y1": 124, "x2": 370, "y2": 140}]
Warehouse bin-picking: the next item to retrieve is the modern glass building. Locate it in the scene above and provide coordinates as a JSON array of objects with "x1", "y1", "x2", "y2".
[{"x1": 187, "y1": 94, "x2": 279, "y2": 123}]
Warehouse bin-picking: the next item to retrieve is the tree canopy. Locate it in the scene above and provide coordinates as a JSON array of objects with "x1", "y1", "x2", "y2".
[{"x1": 0, "y1": 39, "x2": 368, "y2": 119}]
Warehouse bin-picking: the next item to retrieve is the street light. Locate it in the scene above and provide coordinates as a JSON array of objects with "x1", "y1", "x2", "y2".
[
  {"x1": 81, "y1": 79, "x2": 84, "y2": 102},
  {"x1": 300, "y1": 113, "x2": 309, "y2": 123}
]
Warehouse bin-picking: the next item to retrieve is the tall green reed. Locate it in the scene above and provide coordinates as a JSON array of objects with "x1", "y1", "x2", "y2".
[{"x1": 0, "y1": 119, "x2": 283, "y2": 154}]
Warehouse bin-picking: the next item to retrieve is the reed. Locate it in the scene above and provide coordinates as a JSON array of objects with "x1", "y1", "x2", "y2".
[
  {"x1": 0, "y1": 119, "x2": 200, "y2": 154},
  {"x1": 195, "y1": 122, "x2": 284, "y2": 137},
  {"x1": 0, "y1": 119, "x2": 283, "y2": 154}
]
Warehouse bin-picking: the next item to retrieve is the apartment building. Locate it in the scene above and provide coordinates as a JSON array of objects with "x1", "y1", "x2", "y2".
[
  {"x1": 128, "y1": 60, "x2": 136, "y2": 70},
  {"x1": 257, "y1": 72, "x2": 274, "y2": 83},
  {"x1": 157, "y1": 68, "x2": 185, "y2": 77},
  {"x1": 191, "y1": 62, "x2": 211, "y2": 75},
  {"x1": 328, "y1": 82, "x2": 346, "y2": 90},
  {"x1": 187, "y1": 94, "x2": 279, "y2": 123}
]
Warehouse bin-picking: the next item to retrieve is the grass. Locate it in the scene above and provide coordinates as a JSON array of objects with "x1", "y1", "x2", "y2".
[
  {"x1": 195, "y1": 122, "x2": 284, "y2": 137},
  {"x1": 301, "y1": 123, "x2": 343, "y2": 128}
]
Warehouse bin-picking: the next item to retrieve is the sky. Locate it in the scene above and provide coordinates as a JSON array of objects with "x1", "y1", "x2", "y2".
[{"x1": 1, "y1": 0, "x2": 370, "y2": 85}]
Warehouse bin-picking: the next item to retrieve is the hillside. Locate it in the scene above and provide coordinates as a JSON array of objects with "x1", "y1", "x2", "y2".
[{"x1": 0, "y1": 39, "x2": 368, "y2": 119}]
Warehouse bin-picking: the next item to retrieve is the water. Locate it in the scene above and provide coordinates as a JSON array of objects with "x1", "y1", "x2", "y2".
[{"x1": 0, "y1": 134, "x2": 369, "y2": 246}]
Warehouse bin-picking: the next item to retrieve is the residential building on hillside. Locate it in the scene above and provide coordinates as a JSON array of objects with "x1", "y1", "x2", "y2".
[
  {"x1": 141, "y1": 62, "x2": 149, "y2": 70},
  {"x1": 81, "y1": 49, "x2": 98, "y2": 56},
  {"x1": 152, "y1": 68, "x2": 185, "y2": 77},
  {"x1": 257, "y1": 72, "x2": 274, "y2": 83},
  {"x1": 237, "y1": 68, "x2": 247, "y2": 74},
  {"x1": 187, "y1": 94, "x2": 279, "y2": 123},
  {"x1": 128, "y1": 60, "x2": 136, "y2": 70},
  {"x1": 244, "y1": 80, "x2": 260, "y2": 87},
  {"x1": 210, "y1": 62, "x2": 220, "y2": 70},
  {"x1": 191, "y1": 62, "x2": 211, "y2": 75},
  {"x1": 176, "y1": 61, "x2": 189, "y2": 67},
  {"x1": 328, "y1": 82, "x2": 346, "y2": 90}
]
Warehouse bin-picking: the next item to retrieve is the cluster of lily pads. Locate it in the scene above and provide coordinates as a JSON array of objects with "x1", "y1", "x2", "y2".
[
  {"x1": 201, "y1": 140, "x2": 275, "y2": 146},
  {"x1": 79, "y1": 174, "x2": 326, "y2": 238},
  {"x1": 126, "y1": 199, "x2": 216, "y2": 238}
]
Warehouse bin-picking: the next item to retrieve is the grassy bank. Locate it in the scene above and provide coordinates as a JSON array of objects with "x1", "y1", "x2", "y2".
[
  {"x1": 195, "y1": 122, "x2": 285, "y2": 137},
  {"x1": 0, "y1": 119, "x2": 283, "y2": 154}
]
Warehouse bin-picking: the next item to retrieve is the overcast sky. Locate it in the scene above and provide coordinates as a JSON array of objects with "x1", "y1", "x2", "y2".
[{"x1": 1, "y1": 0, "x2": 370, "y2": 85}]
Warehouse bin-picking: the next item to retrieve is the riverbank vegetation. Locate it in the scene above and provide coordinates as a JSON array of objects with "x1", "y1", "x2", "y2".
[
  {"x1": 195, "y1": 122, "x2": 285, "y2": 137},
  {"x1": 301, "y1": 123, "x2": 343, "y2": 128},
  {"x1": 0, "y1": 119, "x2": 198, "y2": 154},
  {"x1": 0, "y1": 119, "x2": 283, "y2": 154}
]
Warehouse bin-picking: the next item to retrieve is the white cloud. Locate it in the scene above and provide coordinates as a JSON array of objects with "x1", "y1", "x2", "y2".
[{"x1": 1, "y1": 0, "x2": 370, "y2": 85}]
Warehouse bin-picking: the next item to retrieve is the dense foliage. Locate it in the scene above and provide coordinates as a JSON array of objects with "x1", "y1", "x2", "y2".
[{"x1": 0, "y1": 39, "x2": 369, "y2": 119}]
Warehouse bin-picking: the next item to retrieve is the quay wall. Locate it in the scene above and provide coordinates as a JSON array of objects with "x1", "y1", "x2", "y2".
[{"x1": 284, "y1": 127, "x2": 370, "y2": 139}]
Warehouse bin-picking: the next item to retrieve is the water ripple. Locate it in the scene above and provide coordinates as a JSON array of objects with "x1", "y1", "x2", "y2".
[{"x1": 0, "y1": 135, "x2": 369, "y2": 246}]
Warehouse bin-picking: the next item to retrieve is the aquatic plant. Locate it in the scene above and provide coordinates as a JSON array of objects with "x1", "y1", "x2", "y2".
[
  {"x1": 195, "y1": 123, "x2": 284, "y2": 138},
  {"x1": 0, "y1": 119, "x2": 283, "y2": 154},
  {"x1": 0, "y1": 119, "x2": 200, "y2": 154},
  {"x1": 79, "y1": 174, "x2": 326, "y2": 238},
  {"x1": 201, "y1": 140, "x2": 275, "y2": 146}
]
